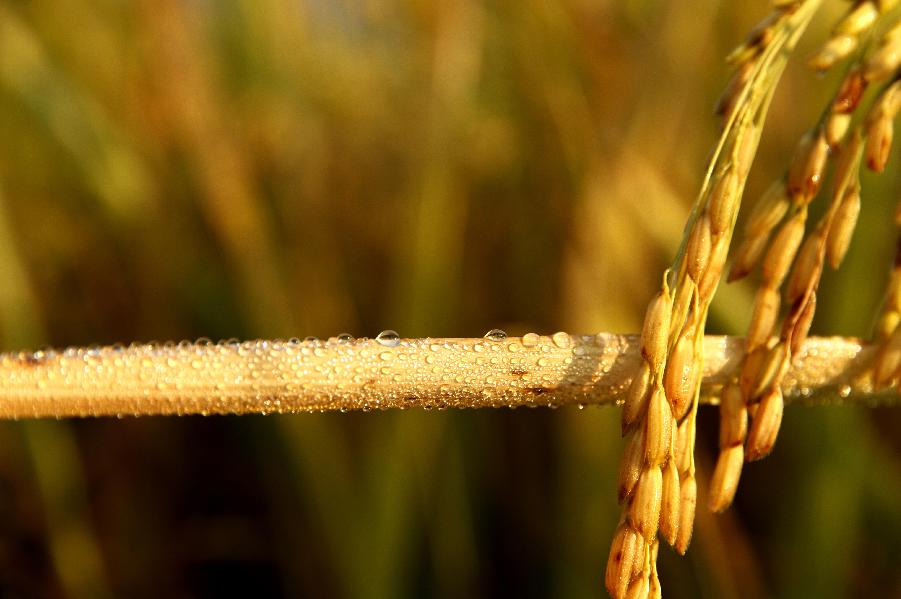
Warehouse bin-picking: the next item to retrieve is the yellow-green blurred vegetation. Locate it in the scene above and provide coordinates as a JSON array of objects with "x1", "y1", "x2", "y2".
[{"x1": 0, "y1": 0, "x2": 899, "y2": 597}]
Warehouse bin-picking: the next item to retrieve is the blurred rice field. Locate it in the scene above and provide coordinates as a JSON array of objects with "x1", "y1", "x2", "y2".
[{"x1": 0, "y1": 1, "x2": 899, "y2": 597}]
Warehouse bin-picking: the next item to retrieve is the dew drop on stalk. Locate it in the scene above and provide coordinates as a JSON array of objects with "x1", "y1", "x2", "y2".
[
  {"x1": 552, "y1": 332, "x2": 571, "y2": 349},
  {"x1": 376, "y1": 330, "x2": 400, "y2": 347},
  {"x1": 522, "y1": 333, "x2": 540, "y2": 347},
  {"x1": 484, "y1": 329, "x2": 507, "y2": 341},
  {"x1": 336, "y1": 333, "x2": 354, "y2": 343}
]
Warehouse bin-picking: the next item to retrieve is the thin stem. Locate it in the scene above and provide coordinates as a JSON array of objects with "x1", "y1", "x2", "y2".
[{"x1": 0, "y1": 335, "x2": 892, "y2": 418}]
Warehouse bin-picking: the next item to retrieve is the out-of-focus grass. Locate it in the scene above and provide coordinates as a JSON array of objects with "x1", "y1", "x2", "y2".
[{"x1": 0, "y1": 1, "x2": 898, "y2": 597}]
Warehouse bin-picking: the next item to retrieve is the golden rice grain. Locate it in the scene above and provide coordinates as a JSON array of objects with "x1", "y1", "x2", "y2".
[
  {"x1": 618, "y1": 429, "x2": 646, "y2": 503},
  {"x1": 762, "y1": 208, "x2": 807, "y2": 286},
  {"x1": 787, "y1": 131, "x2": 830, "y2": 203},
  {"x1": 686, "y1": 216, "x2": 713, "y2": 283},
  {"x1": 833, "y1": 1, "x2": 878, "y2": 36},
  {"x1": 663, "y1": 330, "x2": 699, "y2": 420},
  {"x1": 865, "y1": 111, "x2": 894, "y2": 172},
  {"x1": 809, "y1": 34, "x2": 857, "y2": 71},
  {"x1": 629, "y1": 466, "x2": 663, "y2": 539},
  {"x1": 826, "y1": 112, "x2": 852, "y2": 147},
  {"x1": 728, "y1": 233, "x2": 771, "y2": 282},
  {"x1": 640, "y1": 291, "x2": 672, "y2": 371},
  {"x1": 674, "y1": 475, "x2": 697, "y2": 555},
  {"x1": 827, "y1": 186, "x2": 861, "y2": 268},
  {"x1": 699, "y1": 238, "x2": 732, "y2": 299},
  {"x1": 747, "y1": 286, "x2": 781, "y2": 351},
  {"x1": 708, "y1": 169, "x2": 741, "y2": 235},
  {"x1": 645, "y1": 387, "x2": 673, "y2": 466},
  {"x1": 709, "y1": 444, "x2": 745, "y2": 513},
  {"x1": 715, "y1": 62, "x2": 754, "y2": 121},
  {"x1": 740, "y1": 345, "x2": 768, "y2": 400},
  {"x1": 605, "y1": 523, "x2": 641, "y2": 599},
  {"x1": 787, "y1": 232, "x2": 823, "y2": 303},
  {"x1": 746, "y1": 387, "x2": 785, "y2": 461},
  {"x1": 747, "y1": 180, "x2": 791, "y2": 235},
  {"x1": 718, "y1": 383, "x2": 748, "y2": 448},
  {"x1": 659, "y1": 460, "x2": 681, "y2": 547},
  {"x1": 863, "y1": 32, "x2": 901, "y2": 81},
  {"x1": 832, "y1": 68, "x2": 867, "y2": 114},
  {"x1": 736, "y1": 124, "x2": 762, "y2": 180},
  {"x1": 623, "y1": 363, "x2": 651, "y2": 434}
]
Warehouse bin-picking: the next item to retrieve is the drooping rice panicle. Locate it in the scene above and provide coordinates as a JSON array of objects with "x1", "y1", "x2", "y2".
[
  {"x1": 713, "y1": 29, "x2": 900, "y2": 511},
  {"x1": 709, "y1": 7, "x2": 901, "y2": 511}
]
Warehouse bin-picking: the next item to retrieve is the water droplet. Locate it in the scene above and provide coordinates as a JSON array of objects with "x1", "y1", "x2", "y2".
[
  {"x1": 336, "y1": 333, "x2": 354, "y2": 343},
  {"x1": 304, "y1": 336, "x2": 318, "y2": 343},
  {"x1": 839, "y1": 384, "x2": 851, "y2": 398},
  {"x1": 376, "y1": 330, "x2": 400, "y2": 347},
  {"x1": 552, "y1": 332, "x2": 571, "y2": 349},
  {"x1": 379, "y1": 351, "x2": 394, "y2": 361},
  {"x1": 484, "y1": 329, "x2": 507, "y2": 341},
  {"x1": 522, "y1": 333, "x2": 540, "y2": 347}
]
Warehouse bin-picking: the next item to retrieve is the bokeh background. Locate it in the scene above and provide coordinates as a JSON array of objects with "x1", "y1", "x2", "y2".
[{"x1": 0, "y1": 1, "x2": 899, "y2": 597}]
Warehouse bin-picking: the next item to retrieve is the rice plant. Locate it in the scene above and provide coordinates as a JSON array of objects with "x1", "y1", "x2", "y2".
[{"x1": 0, "y1": 1, "x2": 898, "y2": 597}]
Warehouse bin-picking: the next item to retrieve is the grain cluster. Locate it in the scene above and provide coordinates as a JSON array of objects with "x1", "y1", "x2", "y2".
[{"x1": 605, "y1": 3, "x2": 824, "y2": 597}]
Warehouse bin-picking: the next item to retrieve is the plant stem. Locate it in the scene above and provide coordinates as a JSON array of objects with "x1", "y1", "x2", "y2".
[{"x1": 0, "y1": 334, "x2": 891, "y2": 418}]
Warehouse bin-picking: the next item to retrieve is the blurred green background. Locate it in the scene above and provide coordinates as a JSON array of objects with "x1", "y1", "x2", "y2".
[{"x1": 0, "y1": 0, "x2": 899, "y2": 597}]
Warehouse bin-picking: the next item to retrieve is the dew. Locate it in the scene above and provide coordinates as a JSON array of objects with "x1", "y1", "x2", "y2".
[
  {"x1": 484, "y1": 329, "x2": 507, "y2": 341},
  {"x1": 552, "y1": 332, "x2": 571, "y2": 349},
  {"x1": 839, "y1": 384, "x2": 851, "y2": 398},
  {"x1": 521, "y1": 333, "x2": 540, "y2": 347},
  {"x1": 375, "y1": 330, "x2": 400, "y2": 347},
  {"x1": 336, "y1": 333, "x2": 354, "y2": 343},
  {"x1": 379, "y1": 351, "x2": 394, "y2": 361},
  {"x1": 304, "y1": 336, "x2": 319, "y2": 343}
]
